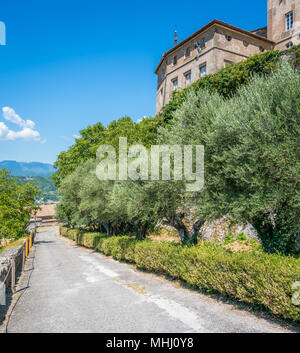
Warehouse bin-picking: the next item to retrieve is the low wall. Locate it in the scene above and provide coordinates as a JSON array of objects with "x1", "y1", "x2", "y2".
[
  {"x1": 280, "y1": 46, "x2": 300, "y2": 70},
  {"x1": 0, "y1": 243, "x2": 25, "y2": 284}
]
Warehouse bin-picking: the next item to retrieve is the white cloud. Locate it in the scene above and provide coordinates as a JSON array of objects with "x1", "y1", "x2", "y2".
[
  {"x1": 2, "y1": 106, "x2": 35, "y2": 129},
  {"x1": 0, "y1": 107, "x2": 45, "y2": 143},
  {"x1": 73, "y1": 134, "x2": 80, "y2": 139},
  {"x1": 0, "y1": 122, "x2": 9, "y2": 139},
  {"x1": 137, "y1": 116, "x2": 148, "y2": 123}
]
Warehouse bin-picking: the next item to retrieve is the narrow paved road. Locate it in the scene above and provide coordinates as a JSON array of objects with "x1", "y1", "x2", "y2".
[{"x1": 3, "y1": 228, "x2": 299, "y2": 333}]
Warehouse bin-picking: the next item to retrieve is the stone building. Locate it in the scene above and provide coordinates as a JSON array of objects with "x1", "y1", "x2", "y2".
[{"x1": 155, "y1": 0, "x2": 300, "y2": 114}]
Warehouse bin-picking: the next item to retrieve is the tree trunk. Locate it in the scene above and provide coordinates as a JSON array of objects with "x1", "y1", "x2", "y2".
[
  {"x1": 102, "y1": 222, "x2": 113, "y2": 236},
  {"x1": 191, "y1": 218, "x2": 204, "y2": 245},
  {"x1": 164, "y1": 216, "x2": 203, "y2": 245},
  {"x1": 137, "y1": 224, "x2": 148, "y2": 240}
]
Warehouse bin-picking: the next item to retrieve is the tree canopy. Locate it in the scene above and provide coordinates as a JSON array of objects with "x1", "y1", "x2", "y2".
[
  {"x1": 55, "y1": 63, "x2": 300, "y2": 254},
  {"x1": 53, "y1": 116, "x2": 161, "y2": 187},
  {"x1": 159, "y1": 63, "x2": 300, "y2": 253},
  {"x1": 0, "y1": 169, "x2": 40, "y2": 239}
]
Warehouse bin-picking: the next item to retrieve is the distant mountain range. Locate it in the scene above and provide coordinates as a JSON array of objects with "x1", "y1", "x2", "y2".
[{"x1": 0, "y1": 160, "x2": 55, "y2": 177}]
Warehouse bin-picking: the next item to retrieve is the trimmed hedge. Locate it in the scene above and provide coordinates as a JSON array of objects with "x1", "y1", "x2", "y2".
[
  {"x1": 60, "y1": 226, "x2": 300, "y2": 322},
  {"x1": 60, "y1": 227, "x2": 106, "y2": 249},
  {"x1": 99, "y1": 236, "x2": 138, "y2": 262}
]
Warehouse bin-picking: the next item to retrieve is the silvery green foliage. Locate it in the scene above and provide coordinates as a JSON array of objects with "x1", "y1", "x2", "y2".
[
  {"x1": 158, "y1": 89, "x2": 223, "y2": 147},
  {"x1": 162, "y1": 63, "x2": 299, "y2": 253},
  {"x1": 145, "y1": 89, "x2": 224, "y2": 243},
  {"x1": 56, "y1": 64, "x2": 299, "y2": 252},
  {"x1": 109, "y1": 180, "x2": 159, "y2": 239},
  {"x1": 56, "y1": 159, "x2": 115, "y2": 232},
  {"x1": 210, "y1": 63, "x2": 300, "y2": 253}
]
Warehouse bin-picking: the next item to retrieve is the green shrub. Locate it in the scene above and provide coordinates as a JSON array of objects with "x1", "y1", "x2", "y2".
[
  {"x1": 98, "y1": 236, "x2": 137, "y2": 262},
  {"x1": 161, "y1": 46, "x2": 300, "y2": 122},
  {"x1": 59, "y1": 226, "x2": 67, "y2": 237},
  {"x1": 285, "y1": 44, "x2": 300, "y2": 68},
  {"x1": 135, "y1": 241, "x2": 182, "y2": 278},
  {"x1": 79, "y1": 232, "x2": 105, "y2": 249},
  {"x1": 60, "y1": 227, "x2": 300, "y2": 322},
  {"x1": 136, "y1": 242, "x2": 300, "y2": 322},
  {"x1": 98, "y1": 237, "x2": 114, "y2": 256},
  {"x1": 59, "y1": 226, "x2": 77, "y2": 240},
  {"x1": 161, "y1": 50, "x2": 282, "y2": 121},
  {"x1": 67, "y1": 229, "x2": 81, "y2": 242},
  {"x1": 0, "y1": 169, "x2": 39, "y2": 240},
  {"x1": 236, "y1": 232, "x2": 247, "y2": 241},
  {"x1": 177, "y1": 246, "x2": 300, "y2": 321},
  {"x1": 159, "y1": 63, "x2": 300, "y2": 254},
  {"x1": 60, "y1": 227, "x2": 106, "y2": 248}
]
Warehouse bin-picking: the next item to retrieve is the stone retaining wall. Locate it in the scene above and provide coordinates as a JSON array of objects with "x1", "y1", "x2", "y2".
[{"x1": 0, "y1": 244, "x2": 25, "y2": 283}]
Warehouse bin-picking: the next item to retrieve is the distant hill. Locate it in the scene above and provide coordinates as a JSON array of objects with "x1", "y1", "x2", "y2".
[
  {"x1": 16, "y1": 176, "x2": 59, "y2": 204},
  {"x1": 0, "y1": 160, "x2": 55, "y2": 177}
]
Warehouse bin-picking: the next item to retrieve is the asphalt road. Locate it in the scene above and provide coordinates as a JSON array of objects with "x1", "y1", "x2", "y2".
[{"x1": 3, "y1": 228, "x2": 299, "y2": 333}]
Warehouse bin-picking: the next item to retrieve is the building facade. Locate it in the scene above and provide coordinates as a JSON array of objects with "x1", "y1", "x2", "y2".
[
  {"x1": 268, "y1": 0, "x2": 300, "y2": 49},
  {"x1": 155, "y1": 0, "x2": 300, "y2": 114}
]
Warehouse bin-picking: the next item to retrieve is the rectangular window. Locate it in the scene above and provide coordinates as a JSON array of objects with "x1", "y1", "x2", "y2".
[
  {"x1": 173, "y1": 55, "x2": 177, "y2": 65},
  {"x1": 172, "y1": 78, "x2": 178, "y2": 90},
  {"x1": 200, "y1": 64, "x2": 206, "y2": 77},
  {"x1": 224, "y1": 60, "x2": 233, "y2": 68},
  {"x1": 159, "y1": 88, "x2": 164, "y2": 104},
  {"x1": 286, "y1": 12, "x2": 294, "y2": 31},
  {"x1": 185, "y1": 47, "x2": 191, "y2": 58},
  {"x1": 185, "y1": 72, "x2": 191, "y2": 87},
  {"x1": 200, "y1": 38, "x2": 206, "y2": 49}
]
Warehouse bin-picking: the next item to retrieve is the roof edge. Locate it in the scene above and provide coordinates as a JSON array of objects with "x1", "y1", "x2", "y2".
[
  {"x1": 250, "y1": 26, "x2": 268, "y2": 33},
  {"x1": 154, "y1": 20, "x2": 274, "y2": 74}
]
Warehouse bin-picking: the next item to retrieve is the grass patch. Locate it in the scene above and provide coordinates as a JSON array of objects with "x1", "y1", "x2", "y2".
[{"x1": 0, "y1": 240, "x2": 24, "y2": 254}]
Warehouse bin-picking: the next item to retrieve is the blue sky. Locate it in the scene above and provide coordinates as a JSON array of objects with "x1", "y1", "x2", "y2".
[{"x1": 0, "y1": 0, "x2": 267, "y2": 164}]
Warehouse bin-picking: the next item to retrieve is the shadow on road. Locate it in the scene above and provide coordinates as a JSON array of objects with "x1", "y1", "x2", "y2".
[{"x1": 35, "y1": 240, "x2": 55, "y2": 245}]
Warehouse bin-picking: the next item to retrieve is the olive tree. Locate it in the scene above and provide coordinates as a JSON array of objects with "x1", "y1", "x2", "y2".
[{"x1": 203, "y1": 63, "x2": 300, "y2": 254}]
